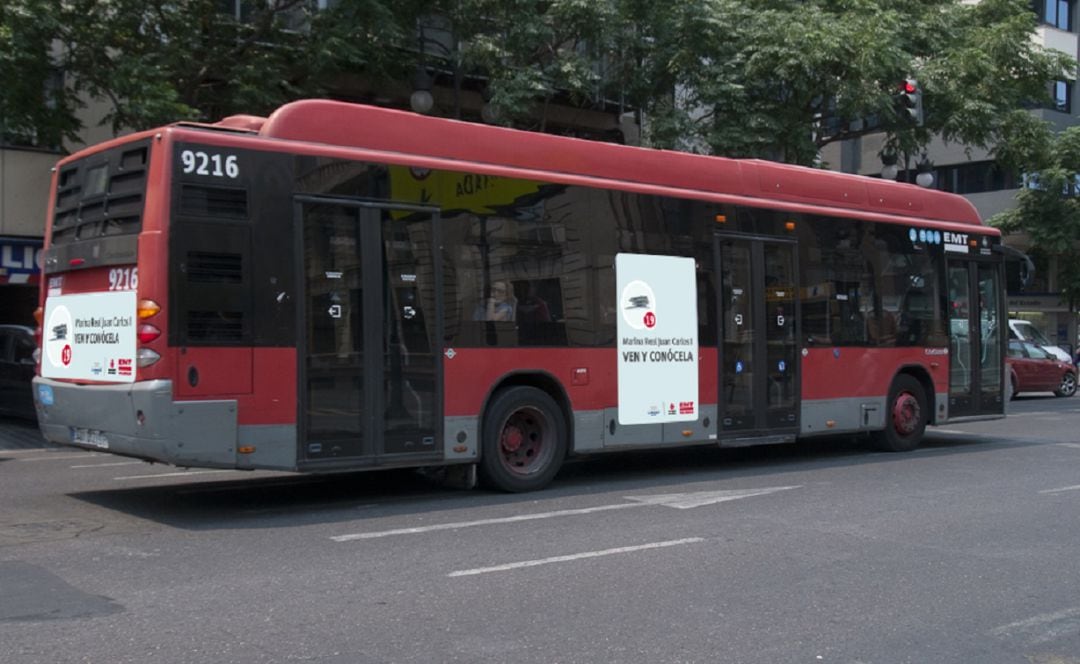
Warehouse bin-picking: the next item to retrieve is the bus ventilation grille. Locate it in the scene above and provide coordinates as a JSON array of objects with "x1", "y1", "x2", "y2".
[
  {"x1": 180, "y1": 184, "x2": 248, "y2": 219},
  {"x1": 51, "y1": 143, "x2": 149, "y2": 246},
  {"x1": 186, "y1": 311, "x2": 245, "y2": 342},
  {"x1": 187, "y1": 252, "x2": 243, "y2": 284}
]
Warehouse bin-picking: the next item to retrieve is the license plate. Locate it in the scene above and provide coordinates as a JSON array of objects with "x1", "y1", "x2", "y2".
[{"x1": 72, "y1": 428, "x2": 109, "y2": 449}]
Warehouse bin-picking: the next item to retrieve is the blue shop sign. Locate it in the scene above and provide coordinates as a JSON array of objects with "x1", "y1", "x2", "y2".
[{"x1": 0, "y1": 237, "x2": 43, "y2": 284}]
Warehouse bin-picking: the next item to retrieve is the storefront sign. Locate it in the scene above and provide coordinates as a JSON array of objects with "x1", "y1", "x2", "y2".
[{"x1": 0, "y1": 237, "x2": 42, "y2": 284}]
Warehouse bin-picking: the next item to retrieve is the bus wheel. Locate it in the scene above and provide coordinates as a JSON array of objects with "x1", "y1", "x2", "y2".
[
  {"x1": 871, "y1": 374, "x2": 926, "y2": 453},
  {"x1": 479, "y1": 386, "x2": 567, "y2": 492}
]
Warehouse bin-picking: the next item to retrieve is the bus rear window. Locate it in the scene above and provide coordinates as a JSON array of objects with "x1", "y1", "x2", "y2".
[
  {"x1": 83, "y1": 164, "x2": 108, "y2": 197},
  {"x1": 51, "y1": 140, "x2": 150, "y2": 246}
]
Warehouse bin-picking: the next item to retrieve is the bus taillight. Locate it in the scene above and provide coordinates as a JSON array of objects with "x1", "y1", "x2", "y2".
[
  {"x1": 136, "y1": 300, "x2": 162, "y2": 367},
  {"x1": 137, "y1": 348, "x2": 161, "y2": 368},
  {"x1": 137, "y1": 299, "x2": 161, "y2": 319},
  {"x1": 32, "y1": 306, "x2": 43, "y2": 365},
  {"x1": 137, "y1": 324, "x2": 161, "y2": 344}
]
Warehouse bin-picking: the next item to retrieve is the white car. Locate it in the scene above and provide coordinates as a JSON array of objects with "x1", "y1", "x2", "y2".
[{"x1": 1008, "y1": 319, "x2": 1072, "y2": 363}]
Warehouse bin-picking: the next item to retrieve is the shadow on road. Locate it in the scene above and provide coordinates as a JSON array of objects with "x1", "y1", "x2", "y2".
[{"x1": 66, "y1": 427, "x2": 1026, "y2": 533}]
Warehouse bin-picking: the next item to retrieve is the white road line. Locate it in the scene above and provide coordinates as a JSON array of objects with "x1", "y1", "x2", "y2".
[
  {"x1": 1058, "y1": 443, "x2": 1080, "y2": 449},
  {"x1": 114, "y1": 469, "x2": 234, "y2": 481},
  {"x1": 447, "y1": 537, "x2": 705, "y2": 577},
  {"x1": 71, "y1": 461, "x2": 145, "y2": 469},
  {"x1": 331, "y1": 503, "x2": 643, "y2": 542},
  {"x1": 0, "y1": 448, "x2": 61, "y2": 457},
  {"x1": 931, "y1": 429, "x2": 970, "y2": 435},
  {"x1": 333, "y1": 486, "x2": 802, "y2": 542},
  {"x1": 624, "y1": 485, "x2": 801, "y2": 509},
  {"x1": 1039, "y1": 484, "x2": 1080, "y2": 494},
  {"x1": 16, "y1": 453, "x2": 100, "y2": 462},
  {"x1": 991, "y1": 606, "x2": 1080, "y2": 644}
]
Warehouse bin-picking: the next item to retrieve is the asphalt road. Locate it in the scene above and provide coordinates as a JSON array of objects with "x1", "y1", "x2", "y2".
[{"x1": 1, "y1": 395, "x2": 1079, "y2": 664}]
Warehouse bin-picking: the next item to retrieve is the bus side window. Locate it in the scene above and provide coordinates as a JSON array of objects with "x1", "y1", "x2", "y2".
[{"x1": 516, "y1": 278, "x2": 567, "y2": 346}]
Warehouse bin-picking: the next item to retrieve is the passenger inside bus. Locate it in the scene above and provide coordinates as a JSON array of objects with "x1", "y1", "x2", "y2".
[
  {"x1": 516, "y1": 281, "x2": 552, "y2": 324},
  {"x1": 474, "y1": 280, "x2": 516, "y2": 321}
]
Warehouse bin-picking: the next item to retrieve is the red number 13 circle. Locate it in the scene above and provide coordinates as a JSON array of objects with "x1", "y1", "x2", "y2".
[
  {"x1": 61, "y1": 344, "x2": 72, "y2": 366},
  {"x1": 643, "y1": 311, "x2": 656, "y2": 328}
]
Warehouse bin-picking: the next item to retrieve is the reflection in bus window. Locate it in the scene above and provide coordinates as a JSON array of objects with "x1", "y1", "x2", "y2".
[{"x1": 799, "y1": 219, "x2": 943, "y2": 348}]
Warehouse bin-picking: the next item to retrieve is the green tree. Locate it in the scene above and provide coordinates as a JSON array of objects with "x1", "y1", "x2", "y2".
[
  {"x1": 991, "y1": 126, "x2": 1080, "y2": 304},
  {"x1": 1, "y1": 0, "x2": 1073, "y2": 164},
  {"x1": 0, "y1": 0, "x2": 410, "y2": 140},
  {"x1": 0, "y1": 0, "x2": 79, "y2": 147},
  {"x1": 605, "y1": 0, "x2": 1074, "y2": 164}
]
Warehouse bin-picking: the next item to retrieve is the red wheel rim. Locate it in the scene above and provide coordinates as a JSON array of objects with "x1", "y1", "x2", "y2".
[
  {"x1": 497, "y1": 406, "x2": 556, "y2": 478},
  {"x1": 891, "y1": 391, "x2": 921, "y2": 436}
]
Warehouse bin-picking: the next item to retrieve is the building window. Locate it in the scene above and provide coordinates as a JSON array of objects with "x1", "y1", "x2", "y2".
[
  {"x1": 1036, "y1": 0, "x2": 1073, "y2": 30},
  {"x1": 1053, "y1": 80, "x2": 1073, "y2": 113},
  {"x1": 893, "y1": 160, "x2": 1019, "y2": 195}
]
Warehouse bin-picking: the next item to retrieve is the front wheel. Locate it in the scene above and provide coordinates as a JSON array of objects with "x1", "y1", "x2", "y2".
[
  {"x1": 870, "y1": 374, "x2": 927, "y2": 453},
  {"x1": 1055, "y1": 372, "x2": 1077, "y2": 398},
  {"x1": 479, "y1": 386, "x2": 567, "y2": 492}
]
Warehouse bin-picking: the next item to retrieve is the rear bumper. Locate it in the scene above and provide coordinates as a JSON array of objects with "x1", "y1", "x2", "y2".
[{"x1": 33, "y1": 377, "x2": 240, "y2": 468}]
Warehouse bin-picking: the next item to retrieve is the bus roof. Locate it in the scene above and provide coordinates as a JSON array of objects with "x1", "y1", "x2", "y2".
[{"x1": 245, "y1": 99, "x2": 983, "y2": 227}]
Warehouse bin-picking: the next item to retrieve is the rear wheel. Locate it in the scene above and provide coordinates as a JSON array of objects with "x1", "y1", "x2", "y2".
[
  {"x1": 1055, "y1": 372, "x2": 1077, "y2": 398},
  {"x1": 479, "y1": 386, "x2": 567, "y2": 492},
  {"x1": 870, "y1": 374, "x2": 926, "y2": 453}
]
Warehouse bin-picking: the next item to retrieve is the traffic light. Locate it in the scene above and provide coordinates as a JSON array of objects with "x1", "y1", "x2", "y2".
[{"x1": 895, "y1": 78, "x2": 924, "y2": 126}]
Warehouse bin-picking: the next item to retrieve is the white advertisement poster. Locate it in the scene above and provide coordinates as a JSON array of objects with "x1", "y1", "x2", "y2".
[
  {"x1": 616, "y1": 253, "x2": 698, "y2": 424},
  {"x1": 42, "y1": 291, "x2": 137, "y2": 383}
]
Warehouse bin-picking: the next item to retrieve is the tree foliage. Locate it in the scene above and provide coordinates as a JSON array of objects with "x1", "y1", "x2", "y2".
[
  {"x1": 991, "y1": 126, "x2": 1080, "y2": 302},
  {"x1": 2, "y1": 0, "x2": 409, "y2": 142},
  {"x1": 0, "y1": 0, "x2": 1072, "y2": 167},
  {"x1": 600, "y1": 0, "x2": 1073, "y2": 163}
]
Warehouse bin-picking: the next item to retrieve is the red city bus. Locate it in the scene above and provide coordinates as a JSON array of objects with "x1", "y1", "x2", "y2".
[{"x1": 32, "y1": 100, "x2": 1006, "y2": 492}]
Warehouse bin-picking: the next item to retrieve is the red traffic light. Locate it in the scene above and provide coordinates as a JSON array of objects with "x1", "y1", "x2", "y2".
[{"x1": 902, "y1": 80, "x2": 917, "y2": 94}]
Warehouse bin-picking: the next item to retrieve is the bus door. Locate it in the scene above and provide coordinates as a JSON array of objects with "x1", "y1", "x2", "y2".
[
  {"x1": 298, "y1": 198, "x2": 441, "y2": 467},
  {"x1": 947, "y1": 257, "x2": 1004, "y2": 417},
  {"x1": 716, "y1": 235, "x2": 799, "y2": 439}
]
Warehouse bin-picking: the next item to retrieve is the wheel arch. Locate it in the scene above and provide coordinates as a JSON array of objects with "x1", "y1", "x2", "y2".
[{"x1": 478, "y1": 370, "x2": 574, "y2": 461}]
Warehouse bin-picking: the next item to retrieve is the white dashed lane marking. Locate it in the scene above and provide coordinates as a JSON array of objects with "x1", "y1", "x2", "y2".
[{"x1": 447, "y1": 538, "x2": 706, "y2": 577}]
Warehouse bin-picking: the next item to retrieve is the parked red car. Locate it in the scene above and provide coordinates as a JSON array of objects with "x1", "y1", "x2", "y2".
[{"x1": 1007, "y1": 340, "x2": 1077, "y2": 398}]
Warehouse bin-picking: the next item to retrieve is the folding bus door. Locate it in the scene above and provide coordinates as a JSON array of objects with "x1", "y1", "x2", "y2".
[
  {"x1": 947, "y1": 257, "x2": 1005, "y2": 417},
  {"x1": 716, "y1": 234, "x2": 799, "y2": 440},
  {"x1": 298, "y1": 199, "x2": 441, "y2": 468}
]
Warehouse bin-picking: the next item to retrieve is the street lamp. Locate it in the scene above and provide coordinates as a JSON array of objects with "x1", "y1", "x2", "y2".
[
  {"x1": 881, "y1": 152, "x2": 899, "y2": 181},
  {"x1": 410, "y1": 66, "x2": 434, "y2": 114},
  {"x1": 916, "y1": 156, "x2": 934, "y2": 188}
]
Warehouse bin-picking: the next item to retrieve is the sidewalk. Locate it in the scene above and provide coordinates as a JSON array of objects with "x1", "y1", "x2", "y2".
[{"x1": 0, "y1": 417, "x2": 57, "y2": 451}]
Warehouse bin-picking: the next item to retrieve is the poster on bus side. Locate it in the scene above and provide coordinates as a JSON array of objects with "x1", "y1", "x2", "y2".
[
  {"x1": 42, "y1": 291, "x2": 137, "y2": 383},
  {"x1": 616, "y1": 253, "x2": 698, "y2": 424}
]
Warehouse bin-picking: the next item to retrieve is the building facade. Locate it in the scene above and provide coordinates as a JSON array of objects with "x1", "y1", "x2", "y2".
[{"x1": 822, "y1": 0, "x2": 1080, "y2": 356}]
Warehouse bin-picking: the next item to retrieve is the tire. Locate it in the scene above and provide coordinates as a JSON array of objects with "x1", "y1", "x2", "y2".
[
  {"x1": 870, "y1": 374, "x2": 927, "y2": 453},
  {"x1": 479, "y1": 386, "x2": 567, "y2": 492},
  {"x1": 1055, "y1": 371, "x2": 1077, "y2": 398}
]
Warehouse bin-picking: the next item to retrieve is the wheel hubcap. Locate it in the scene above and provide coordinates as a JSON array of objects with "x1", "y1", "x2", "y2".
[
  {"x1": 498, "y1": 407, "x2": 554, "y2": 477},
  {"x1": 1063, "y1": 374, "x2": 1076, "y2": 395},
  {"x1": 892, "y1": 391, "x2": 921, "y2": 436},
  {"x1": 500, "y1": 426, "x2": 525, "y2": 453}
]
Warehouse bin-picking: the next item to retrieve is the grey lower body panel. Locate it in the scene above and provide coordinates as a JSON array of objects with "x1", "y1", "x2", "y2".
[
  {"x1": 800, "y1": 396, "x2": 887, "y2": 436},
  {"x1": 32, "y1": 377, "x2": 296, "y2": 469}
]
